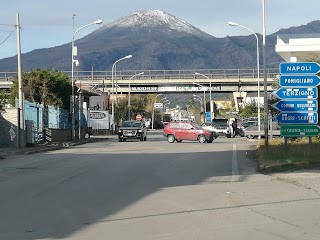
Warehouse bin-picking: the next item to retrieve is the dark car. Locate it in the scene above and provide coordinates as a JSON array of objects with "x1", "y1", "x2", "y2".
[
  {"x1": 163, "y1": 121, "x2": 215, "y2": 143},
  {"x1": 118, "y1": 120, "x2": 147, "y2": 142}
]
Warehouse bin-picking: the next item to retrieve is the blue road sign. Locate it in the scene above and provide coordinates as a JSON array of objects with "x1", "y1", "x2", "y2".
[
  {"x1": 272, "y1": 100, "x2": 318, "y2": 112},
  {"x1": 272, "y1": 87, "x2": 317, "y2": 99},
  {"x1": 280, "y1": 62, "x2": 320, "y2": 75},
  {"x1": 276, "y1": 112, "x2": 318, "y2": 124},
  {"x1": 279, "y1": 75, "x2": 320, "y2": 87},
  {"x1": 206, "y1": 112, "x2": 211, "y2": 122}
]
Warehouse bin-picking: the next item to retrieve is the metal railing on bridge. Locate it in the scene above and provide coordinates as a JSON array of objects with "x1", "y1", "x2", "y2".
[{"x1": 0, "y1": 68, "x2": 278, "y2": 82}]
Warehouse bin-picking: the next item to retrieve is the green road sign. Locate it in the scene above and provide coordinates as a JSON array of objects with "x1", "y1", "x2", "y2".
[{"x1": 280, "y1": 125, "x2": 320, "y2": 137}]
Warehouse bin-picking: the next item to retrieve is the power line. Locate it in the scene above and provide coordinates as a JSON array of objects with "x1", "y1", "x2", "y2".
[{"x1": 0, "y1": 29, "x2": 15, "y2": 46}]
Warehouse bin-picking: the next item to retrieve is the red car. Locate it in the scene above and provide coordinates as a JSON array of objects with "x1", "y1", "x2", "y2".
[{"x1": 163, "y1": 121, "x2": 215, "y2": 143}]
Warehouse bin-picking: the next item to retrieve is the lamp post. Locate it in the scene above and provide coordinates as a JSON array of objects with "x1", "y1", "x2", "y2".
[
  {"x1": 195, "y1": 72, "x2": 212, "y2": 121},
  {"x1": 111, "y1": 55, "x2": 132, "y2": 131},
  {"x1": 71, "y1": 19, "x2": 103, "y2": 140},
  {"x1": 128, "y1": 72, "x2": 144, "y2": 120},
  {"x1": 152, "y1": 93, "x2": 163, "y2": 129},
  {"x1": 193, "y1": 82, "x2": 206, "y2": 120},
  {"x1": 262, "y1": 0, "x2": 268, "y2": 147},
  {"x1": 193, "y1": 95, "x2": 204, "y2": 123},
  {"x1": 228, "y1": 21, "x2": 261, "y2": 139}
]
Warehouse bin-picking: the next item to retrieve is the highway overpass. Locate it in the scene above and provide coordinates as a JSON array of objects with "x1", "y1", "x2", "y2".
[{"x1": 0, "y1": 68, "x2": 277, "y2": 95}]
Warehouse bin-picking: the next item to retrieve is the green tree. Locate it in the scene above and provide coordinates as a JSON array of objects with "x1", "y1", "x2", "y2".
[
  {"x1": 239, "y1": 101, "x2": 258, "y2": 118},
  {"x1": 10, "y1": 69, "x2": 72, "y2": 109},
  {"x1": 0, "y1": 90, "x2": 9, "y2": 107},
  {"x1": 163, "y1": 114, "x2": 172, "y2": 122},
  {"x1": 115, "y1": 95, "x2": 149, "y2": 125}
]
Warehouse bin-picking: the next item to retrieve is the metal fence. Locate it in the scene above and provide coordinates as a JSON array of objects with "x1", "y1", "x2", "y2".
[
  {"x1": 1, "y1": 68, "x2": 279, "y2": 82},
  {"x1": 23, "y1": 101, "x2": 71, "y2": 143}
]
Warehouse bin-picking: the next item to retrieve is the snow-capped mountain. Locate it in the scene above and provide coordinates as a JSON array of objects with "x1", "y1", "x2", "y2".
[
  {"x1": 99, "y1": 9, "x2": 211, "y2": 38},
  {"x1": 1, "y1": 10, "x2": 319, "y2": 71}
]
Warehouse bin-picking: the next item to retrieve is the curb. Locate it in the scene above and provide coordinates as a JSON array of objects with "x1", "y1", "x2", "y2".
[
  {"x1": 258, "y1": 161, "x2": 320, "y2": 174},
  {"x1": 0, "y1": 137, "x2": 108, "y2": 159}
]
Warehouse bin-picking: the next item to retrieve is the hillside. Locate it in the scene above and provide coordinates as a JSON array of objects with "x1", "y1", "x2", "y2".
[{"x1": 0, "y1": 10, "x2": 319, "y2": 72}]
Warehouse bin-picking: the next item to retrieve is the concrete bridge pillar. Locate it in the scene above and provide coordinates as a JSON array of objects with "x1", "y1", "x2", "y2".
[{"x1": 233, "y1": 91, "x2": 247, "y2": 112}]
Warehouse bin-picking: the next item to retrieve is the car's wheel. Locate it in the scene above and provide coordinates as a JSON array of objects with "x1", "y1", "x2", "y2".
[
  {"x1": 176, "y1": 140, "x2": 182, "y2": 143},
  {"x1": 247, "y1": 135, "x2": 255, "y2": 139},
  {"x1": 167, "y1": 135, "x2": 175, "y2": 143},
  {"x1": 198, "y1": 135, "x2": 207, "y2": 143}
]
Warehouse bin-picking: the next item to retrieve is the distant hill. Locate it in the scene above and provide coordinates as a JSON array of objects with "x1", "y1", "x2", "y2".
[{"x1": 0, "y1": 10, "x2": 319, "y2": 72}]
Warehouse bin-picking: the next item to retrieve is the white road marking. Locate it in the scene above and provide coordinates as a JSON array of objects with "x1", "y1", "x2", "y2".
[{"x1": 231, "y1": 144, "x2": 239, "y2": 182}]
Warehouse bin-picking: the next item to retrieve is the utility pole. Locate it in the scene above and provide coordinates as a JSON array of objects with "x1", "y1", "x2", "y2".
[
  {"x1": 16, "y1": 13, "x2": 25, "y2": 148},
  {"x1": 262, "y1": 0, "x2": 269, "y2": 148}
]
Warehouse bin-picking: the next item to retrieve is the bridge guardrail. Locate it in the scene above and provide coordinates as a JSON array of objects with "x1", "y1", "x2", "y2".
[{"x1": 0, "y1": 68, "x2": 278, "y2": 81}]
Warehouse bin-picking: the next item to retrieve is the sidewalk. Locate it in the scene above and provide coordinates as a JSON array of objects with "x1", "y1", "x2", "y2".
[{"x1": 0, "y1": 135, "x2": 110, "y2": 160}]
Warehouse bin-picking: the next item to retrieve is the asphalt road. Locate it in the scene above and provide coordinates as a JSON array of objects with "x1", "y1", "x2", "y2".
[{"x1": 0, "y1": 130, "x2": 320, "y2": 240}]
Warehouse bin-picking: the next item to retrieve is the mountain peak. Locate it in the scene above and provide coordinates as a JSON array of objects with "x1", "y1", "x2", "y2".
[{"x1": 103, "y1": 9, "x2": 210, "y2": 37}]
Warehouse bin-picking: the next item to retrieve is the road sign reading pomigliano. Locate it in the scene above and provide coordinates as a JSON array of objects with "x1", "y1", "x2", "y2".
[
  {"x1": 281, "y1": 125, "x2": 320, "y2": 137},
  {"x1": 272, "y1": 100, "x2": 318, "y2": 112},
  {"x1": 272, "y1": 87, "x2": 317, "y2": 99},
  {"x1": 279, "y1": 75, "x2": 320, "y2": 87},
  {"x1": 280, "y1": 62, "x2": 320, "y2": 75},
  {"x1": 276, "y1": 112, "x2": 318, "y2": 125}
]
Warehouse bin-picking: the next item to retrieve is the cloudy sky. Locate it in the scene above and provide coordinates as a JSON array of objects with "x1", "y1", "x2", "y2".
[{"x1": 0, "y1": 0, "x2": 319, "y2": 59}]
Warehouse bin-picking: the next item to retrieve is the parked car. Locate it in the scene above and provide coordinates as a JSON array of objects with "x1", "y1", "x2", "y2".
[
  {"x1": 118, "y1": 120, "x2": 147, "y2": 142},
  {"x1": 237, "y1": 121, "x2": 260, "y2": 137},
  {"x1": 163, "y1": 121, "x2": 215, "y2": 143},
  {"x1": 241, "y1": 121, "x2": 280, "y2": 139},
  {"x1": 202, "y1": 118, "x2": 232, "y2": 138}
]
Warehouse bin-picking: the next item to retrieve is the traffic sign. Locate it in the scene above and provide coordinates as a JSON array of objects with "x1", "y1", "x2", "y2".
[
  {"x1": 154, "y1": 102, "x2": 164, "y2": 109},
  {"x1": 272, "y1": 100, "x2": 318, "y2": 112},
  {"x1": 272, "y1": 87, "x2": 317, "y2": 99},
  {"x1": 279, "y1": 75, "x2": 320, "y2": 87},
  {"x1": 276, "y1": 112, "x2": 318, "y2": 124},
  {"x1": 280, "y1": 62, "x2": 320, "y2": 75},
  {"x1": 206, "y1": 112, "x2": 211, "y2": 122},
  {"x1": 280, "y1": 125, "x2": 320, "y2": 137},
  {"x1": 136, "y1": 114, "x2": 142, "y2": 121}
]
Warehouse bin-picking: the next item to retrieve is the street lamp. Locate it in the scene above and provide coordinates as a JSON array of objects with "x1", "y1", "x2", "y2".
[
  {"x1": 71, "y1": 19, "x2": 103, "y2": 140},
  {"x1": 262, "y1": 0, "x2": 268, "y2": 147},
  {"x1": 111, "y1": 54, "x2": 132, "y2": 131},
  {"x1": 195, "y1": 72, "x2": 212, "y2": 121},
  {"x1": 193, "y1": 82, "x2": 206, "y2": 119},
  {"x1": 128, "y1": 72, "x2": 144, "y2": 120},
  {"x1": 228, "y1": 21, "x2": 261, "y2": 138},
  {"x1": 152, "y1": 93, "x2": 163, "y2": 129}
]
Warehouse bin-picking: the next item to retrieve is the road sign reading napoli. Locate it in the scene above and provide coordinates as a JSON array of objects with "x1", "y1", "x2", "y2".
[
  {"x1": 281, "y1": 125, "x2": 320, "y2": 137},
  {"x1": 272, "y1": 100, "x2": 318, "y2": 112},
  {"x1": 279, "y1": 62, "x2": 320, "y2": 75},
  {"x1": 276, "y1": 112, "x2": 318, "y2": 124},
  {"x1": 272, "y1": 87, "x2": 317, "y2": 99},
  {"x1": 279, "y1": 75, "x2": 320, "y2": 87}
]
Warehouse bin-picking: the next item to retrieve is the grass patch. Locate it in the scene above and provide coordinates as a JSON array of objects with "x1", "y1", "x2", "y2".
[{"x1": 258, "y1": 137, "x2": 320, "y2": 172}]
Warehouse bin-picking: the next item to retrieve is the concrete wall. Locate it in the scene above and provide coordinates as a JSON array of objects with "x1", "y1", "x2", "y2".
[
  {"x1": 43, "y1": 128, "x2": 87, "y2": 142},
  {"x1": 0, "y1": 108, "x2": 19, "y2": 147}
]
